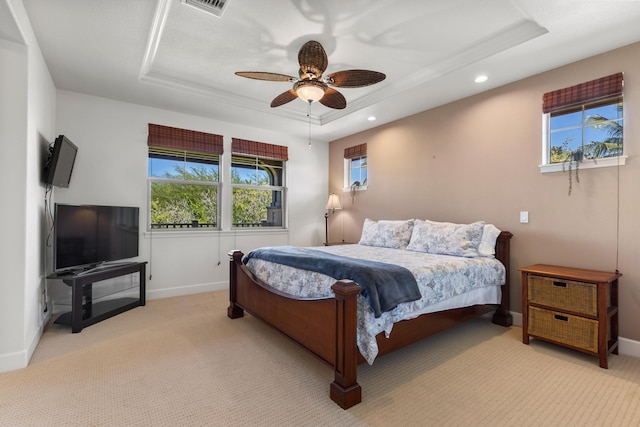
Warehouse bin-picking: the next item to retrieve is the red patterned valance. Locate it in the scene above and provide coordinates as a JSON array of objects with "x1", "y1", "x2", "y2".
[
  {"x1": 344, "y1": 143, "x2": 367, "y2": 159},
  {"x1": 148, "y1": 123, "x2": 223, "y2": 155},
  {"x1": 542, "y1": 73, "x2": 623, "y2": 113},
  {"x1": 231, "y1": 138, "x2": 288, "y2": 161}
]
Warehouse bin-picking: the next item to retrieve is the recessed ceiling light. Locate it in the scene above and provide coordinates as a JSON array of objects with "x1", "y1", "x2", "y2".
[
  {"x1": 475, "y1": 75, "x2": 488, "y2": 83},
  {"x1": 367, "y1": 116, "x2": 376, "y2": 121}
]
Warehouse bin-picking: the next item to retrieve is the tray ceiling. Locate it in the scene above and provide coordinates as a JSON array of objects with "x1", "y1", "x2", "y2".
[{"x1": 17, "y1": 0, "x2": 640, "y2": 141}]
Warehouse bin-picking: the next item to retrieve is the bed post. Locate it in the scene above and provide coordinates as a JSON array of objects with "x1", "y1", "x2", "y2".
[
  {"x1": 492, "y1": 231, "x2": 513, "y2": 327},
  {"x1": 329, "y1": 280, "x2": 362, "y2": 409},
  {"x1": 227, "y1": 251, "x2": 245, "y2": 319}
]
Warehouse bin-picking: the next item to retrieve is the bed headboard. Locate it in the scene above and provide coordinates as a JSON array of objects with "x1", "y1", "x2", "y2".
[{"x1": 493, "y1": 231, "x2": 513, "y2": 326}]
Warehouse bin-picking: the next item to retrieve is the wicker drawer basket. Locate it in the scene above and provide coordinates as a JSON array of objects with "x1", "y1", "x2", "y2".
[
  {"x1": 528, "y1": 306, "x2": 598, "y2": 353},
  {"x1": 528, "y1": 275, "x2": 599, "y2": 316}
]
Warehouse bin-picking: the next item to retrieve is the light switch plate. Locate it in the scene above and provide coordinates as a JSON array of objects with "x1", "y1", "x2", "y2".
[{"x1": 520, "y1": 211, "x2": 529, "y2": 223}]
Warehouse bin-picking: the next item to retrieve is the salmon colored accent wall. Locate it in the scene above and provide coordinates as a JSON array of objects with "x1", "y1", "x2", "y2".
[{"x1": 328, "y1": 42, "x2": 640, "y2": 341}]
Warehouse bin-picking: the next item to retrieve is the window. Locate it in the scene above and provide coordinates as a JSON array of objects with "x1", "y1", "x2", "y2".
[
  {"x1": 344, "y1": 143, "x2": 367, "y2": 189},
  {"x1": 147, "y1": 124, "x2": 222, "y2": 230},
  {"x1": 542, "y1": 73, "x2": 624, "y2": 172},
  {"x1": 231, "y1": 138, "x2": 287, "y2": 228}
]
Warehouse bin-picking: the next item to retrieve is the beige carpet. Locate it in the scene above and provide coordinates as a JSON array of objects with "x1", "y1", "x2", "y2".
[{"x1": 1, "y1": 291, "x2": 639, "y2": 426}]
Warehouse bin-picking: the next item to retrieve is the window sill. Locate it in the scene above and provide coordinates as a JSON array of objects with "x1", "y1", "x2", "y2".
[
  {"x1": 143, "y1": 228, "x2": 288, "y2": 239},
  {"x1": 343, "y1": 185, "x2": 368, "y2": 192},
  {"x1": 539, "y1": 156, "x2": 627, "y2": 174}
]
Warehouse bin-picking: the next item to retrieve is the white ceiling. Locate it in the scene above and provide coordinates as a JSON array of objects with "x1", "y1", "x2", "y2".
[{"x1": 17, "y1": 0, "x2": 640, "y2": 142}]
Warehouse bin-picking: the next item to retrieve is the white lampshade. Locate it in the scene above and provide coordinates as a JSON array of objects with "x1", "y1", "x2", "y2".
[
  {"x1": 297, "y1": 83, "x2": 326, "y2": 102},
  {"x1": 325, "y1": 193, "x2": 342, "y2": 211}
]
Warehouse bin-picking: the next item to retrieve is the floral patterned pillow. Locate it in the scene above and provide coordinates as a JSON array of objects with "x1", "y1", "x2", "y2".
[
  {"x1": 407, "y1": 219, "x2": 485, "y2": 257},
  {"x1": 358, "y1": 218, "x2": 415, "y2": 249},
  {"x1": 477, "y1": 224, "x2": 501, "y2": 257}
]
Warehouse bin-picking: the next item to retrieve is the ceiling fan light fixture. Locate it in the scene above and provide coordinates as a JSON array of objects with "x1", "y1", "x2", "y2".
[{"x1": 295, "y1": 81, "x2": 326, "y2": 102}]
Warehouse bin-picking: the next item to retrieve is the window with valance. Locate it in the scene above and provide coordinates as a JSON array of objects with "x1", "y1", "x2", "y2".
[
  {"x1": 542, "y1": 73, "x2": 624, "y2": 170},
  {"x1": 147, "y1": 124, "x2": 222, "y2": 230},
  {"x1": 231, "y1": 137, "x2": 287, "y2": 228},
  {"x1": 344, "y1": 143, "x2": 367, "y2": 189}
]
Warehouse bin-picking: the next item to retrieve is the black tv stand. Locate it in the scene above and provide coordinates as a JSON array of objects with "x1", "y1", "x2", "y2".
[{"x1": 48, "y1": 262, "x2": 146, "y2": 333}]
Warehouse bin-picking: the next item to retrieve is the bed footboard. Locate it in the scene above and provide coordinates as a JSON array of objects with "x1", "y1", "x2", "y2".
[
  {"x1": 227, "y1": 230, "x2": 512, "y2": 409},
  {"x1": 329, "y1": 280, "x2": 362, "y2": 409}
]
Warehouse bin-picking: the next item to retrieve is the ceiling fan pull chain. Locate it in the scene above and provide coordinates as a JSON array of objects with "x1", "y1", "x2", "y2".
[{"x1": 307, "y1": 100, "x2": 312, "y2": 149}]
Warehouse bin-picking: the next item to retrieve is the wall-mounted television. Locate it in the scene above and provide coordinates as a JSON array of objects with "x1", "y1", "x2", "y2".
[
  {"x1": 54, "y1": 204, "x2": 140, "y2": 273},
  {"x1": 44, "y1": 135, "x2": 78, "y2": 188}
]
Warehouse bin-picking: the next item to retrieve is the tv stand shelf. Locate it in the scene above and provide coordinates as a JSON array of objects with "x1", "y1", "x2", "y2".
[{"x1": 48, "y1": 262, "x2": 146, "y2": 333}]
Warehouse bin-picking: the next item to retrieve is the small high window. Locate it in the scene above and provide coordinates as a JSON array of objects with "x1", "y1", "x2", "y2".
[
  {"x1": 541, "y1": 73, "x2": 624, "y2": 172},
  {"x1": 344, "y1": 143, "x2": 367, "y2": 190}
]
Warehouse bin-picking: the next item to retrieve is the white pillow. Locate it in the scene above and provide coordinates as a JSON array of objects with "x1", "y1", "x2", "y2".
[
  {"x1": 477, "y1": 224, "x2": 501, "y2": 257},
  {"x1": 358, "y1": 218, "x2": 415, "y2": 249},
  {"x1": 407, "y1": 219, "x2": 485, "y2": 257}
]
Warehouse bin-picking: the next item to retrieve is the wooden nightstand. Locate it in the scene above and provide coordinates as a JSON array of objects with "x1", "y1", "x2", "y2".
[{"x1": 520, "y1": 264, "x2": 620, "y2": 368}]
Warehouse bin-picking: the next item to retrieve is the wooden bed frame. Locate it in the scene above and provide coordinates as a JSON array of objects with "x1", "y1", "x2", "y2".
[{"x1": 227, "y1": 231, "x2": 513, "y2": 409}]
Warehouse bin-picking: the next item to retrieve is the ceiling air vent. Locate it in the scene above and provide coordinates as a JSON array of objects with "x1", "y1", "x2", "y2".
[{"x1": 181, "y1": 0, "x2": 229, "y2": 18}]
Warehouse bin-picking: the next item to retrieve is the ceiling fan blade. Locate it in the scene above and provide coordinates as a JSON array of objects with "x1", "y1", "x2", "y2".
[
  {"x1": 271, "y1": 89, "x2": 298, "y2": 107},
  {"x1": 235, "y1": 72, "x2": 295, "y2": 82},
  {"x1": 327, "y1": 70, "x2": 386, "y2": 88},
  {"x1": 319, "y1": 88, "x2": 346, "y2": 110},
  {"x1": 298, "y1": 40, "x2": 328, "y2": 78}
]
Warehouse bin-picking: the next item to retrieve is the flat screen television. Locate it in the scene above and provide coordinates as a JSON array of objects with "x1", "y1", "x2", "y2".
[
  {"x1": 54, "y1": 204, "x2": 140, "y2": 273},
  {"x1": 44, "y1": 135, "x2": 78, "y2": 188}
]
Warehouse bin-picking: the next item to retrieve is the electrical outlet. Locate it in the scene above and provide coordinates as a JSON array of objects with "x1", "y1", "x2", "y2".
[{"x1": 132, "y1": 273, "x2": 140, "y2": 285}]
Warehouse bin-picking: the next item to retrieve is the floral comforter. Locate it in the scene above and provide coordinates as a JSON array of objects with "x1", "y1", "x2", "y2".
[{"x1": 243, "y1": 244, "x2": 505, "y2": 364}]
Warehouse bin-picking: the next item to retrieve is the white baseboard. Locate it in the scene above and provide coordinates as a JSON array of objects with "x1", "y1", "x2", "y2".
[
  {"x1": 511, "y1": 311, "x2": 523, "y2": 327},
  {"x1": 49, "y1": 281, "x2": 229, "y2": 314},
  {"x1": 0, "y1": 349, "x2": 29, "y2": 374},
  {"x1": 619, "y1": 337, "x2": 640, "y2": 358},
  {"x1": 146, "y1": 280, "x2": 228, "y2": 300},
  {"x1": 0, "y1": 311, "x2": 49, "y2": 373}
]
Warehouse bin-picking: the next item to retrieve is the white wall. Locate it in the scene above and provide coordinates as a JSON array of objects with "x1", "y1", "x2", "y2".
[
  {"x1": 0, "y1": 38, "x2": 29, "y2": 371},
  {"x1": 52, "y1": 90, "x2": 329, "y2": 302},
  {"x1": 0, "y1": 0, "x2": 56, "y2": 373},
  {"x1": 24, "y1": 21, "x2": 55, "y2": 362}
]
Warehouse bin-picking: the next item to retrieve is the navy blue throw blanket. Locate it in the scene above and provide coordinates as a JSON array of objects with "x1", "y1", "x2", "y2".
[{"x1": 243, "y1": 246, "x2": 421, "y2": 318}]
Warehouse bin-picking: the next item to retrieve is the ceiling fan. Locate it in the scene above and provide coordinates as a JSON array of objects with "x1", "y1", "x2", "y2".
[{"x1": 235, "y1": 40, "x2": 386, "y2": 110}]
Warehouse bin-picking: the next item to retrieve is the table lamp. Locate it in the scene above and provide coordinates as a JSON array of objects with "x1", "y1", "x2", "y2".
[{"x1": 324, "y1": 193, "x2": 342, "y2": 245}]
